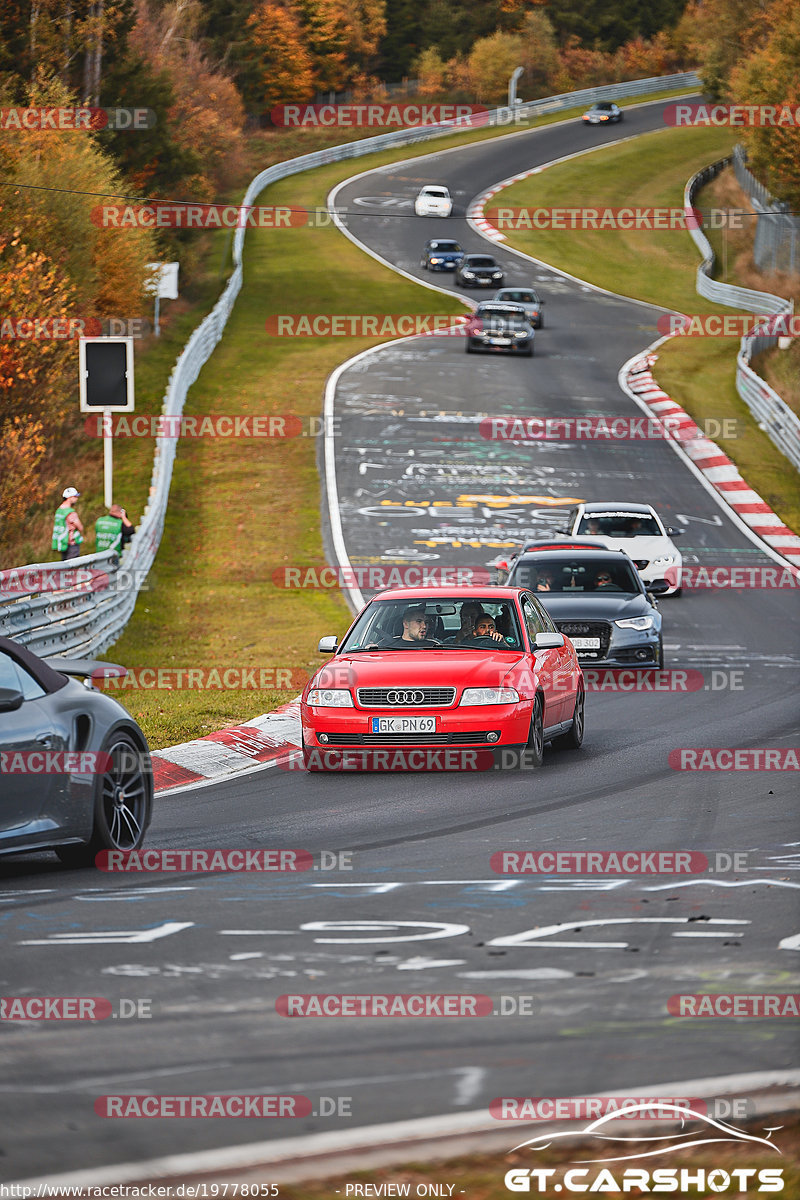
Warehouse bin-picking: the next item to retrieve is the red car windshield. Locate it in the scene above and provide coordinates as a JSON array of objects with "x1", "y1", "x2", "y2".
[{"x1": 341, "y1": 598, "x2": 524, "y2": 651}]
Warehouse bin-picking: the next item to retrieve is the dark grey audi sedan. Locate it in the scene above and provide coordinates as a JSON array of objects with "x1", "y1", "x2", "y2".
[{"x1": 0, "y1": 637, "x2": 152, "y2": 866}]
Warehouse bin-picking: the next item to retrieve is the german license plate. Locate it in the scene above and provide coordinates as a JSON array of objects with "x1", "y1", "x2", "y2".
[
  {"x1": 571, "y1": 637, "x2": 600, "y2": 650},
  {"x1": 371, "y1": 716, "x2": 436, "y2": 734},
  {"x1": 489, "y1": 337, "x2": 510, "y2": 346}
]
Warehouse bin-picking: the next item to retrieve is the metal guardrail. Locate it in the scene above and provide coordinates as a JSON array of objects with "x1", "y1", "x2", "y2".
[
  {"x1": 732, "y1": 145, "x2": 799, "y2": 275},
  {"x1": 1, "y1": 71, "x2": 702, "y2": 657},
  {"x1": 684, "y1": 160, "x2": 799, "y2": 472}
]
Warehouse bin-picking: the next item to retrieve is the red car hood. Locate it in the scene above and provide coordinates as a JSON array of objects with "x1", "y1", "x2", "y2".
[{"x1": 312, "y1": 650, "x2": 525, "y2": 692}]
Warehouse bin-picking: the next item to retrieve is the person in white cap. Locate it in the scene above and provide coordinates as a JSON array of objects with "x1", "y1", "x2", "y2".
[{"x1": 52, "y1": 487, "x2": 85, "y2": 561}]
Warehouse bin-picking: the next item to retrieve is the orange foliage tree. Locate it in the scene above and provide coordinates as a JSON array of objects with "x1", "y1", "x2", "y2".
[{"x1": 245, "y1": 1, "x2": 316, "y2": 109}]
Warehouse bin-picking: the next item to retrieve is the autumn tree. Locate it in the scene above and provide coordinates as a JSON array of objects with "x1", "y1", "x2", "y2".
[
  {"x1": 467, "y1": 31, "x2": 525, "y2": 103},
  {"x1": 729, "y1": 0, "x2": 800, "y2": 207},
  {"x1": 413, "y1": 46, "x2": 447, "y2": 96},
  {"x1": 0, "y1": 224, "x2": 76, "y2": 552},
  {"x1": 243, "y1": 0, "x2": 315, "y2": 110}
]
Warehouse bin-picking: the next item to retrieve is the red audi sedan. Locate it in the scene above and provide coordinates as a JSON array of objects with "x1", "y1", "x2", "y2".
[{"x1": 301, "y1": 587, "x2": 584, "y2": 771}]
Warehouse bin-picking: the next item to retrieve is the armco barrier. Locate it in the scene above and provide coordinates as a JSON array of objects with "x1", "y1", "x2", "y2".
[
  {"x1": 685, "y1": 158, "x2": 799, "y2": 472},
  {"x1": 2, "y1": 72, "x2": 701, "y2": 657}
]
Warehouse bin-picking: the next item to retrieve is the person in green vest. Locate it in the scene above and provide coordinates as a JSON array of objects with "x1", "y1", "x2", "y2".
[
  {"x1": 52, "y1": 487, "x2": 85, "y2": 561},
  {"x1": 95, "y1": 503, "x2": 135, "y2": 553}
]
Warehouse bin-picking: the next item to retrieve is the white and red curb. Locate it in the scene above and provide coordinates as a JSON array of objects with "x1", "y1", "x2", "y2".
[
  {"x1": 625, "y1": 353, "x2": 800, "y2": 567},
  {"x1": 150, "y1": 700, "x2": 302, "y2": 793}
]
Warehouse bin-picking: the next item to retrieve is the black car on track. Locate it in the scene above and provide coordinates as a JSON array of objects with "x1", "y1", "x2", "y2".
[
  {"x1": 505, "y1": 550, "x2": 666, "y2": 668},
  {"x1": 456, "y1": 254, "x2": 505, "y2": 288},
  {"x1": 466, "y1": 302, "x2": 534, "y2": 356},
  {"x1": 0, "y1": 637, "x2": 153, "y2": 865}
]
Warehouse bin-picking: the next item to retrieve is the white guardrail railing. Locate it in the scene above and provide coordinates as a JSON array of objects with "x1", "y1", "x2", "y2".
[
  {"x1": 685, "y1": 159, "x2": 799, "y2": 471},
  {"x1": 1, "y1": 71, "x2": 702, "y2": 656}
]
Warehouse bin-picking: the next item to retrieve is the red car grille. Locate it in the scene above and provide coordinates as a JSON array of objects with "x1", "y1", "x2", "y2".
[{"x1": 356, "y1": 688, "x2": 456, "y2": 707}]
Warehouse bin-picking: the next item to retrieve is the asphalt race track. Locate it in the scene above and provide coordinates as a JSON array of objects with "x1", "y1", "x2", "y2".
[{"x1": 2, "y1": 98, "x2": 798, "y2": 1183}]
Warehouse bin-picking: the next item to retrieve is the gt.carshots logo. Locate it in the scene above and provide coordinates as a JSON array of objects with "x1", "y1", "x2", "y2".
[
  {"x1": 503, "y1": 1103, "x2": 784, "y2": 1193},
  {"x1": 270, "y1": 103, "x2": 489, "y2": 127}
]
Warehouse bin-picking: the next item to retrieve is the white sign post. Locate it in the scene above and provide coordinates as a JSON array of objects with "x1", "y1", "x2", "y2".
[
  {"x1": 145, "y1": 262, "x2": 180, "y2": 337},
  {"x1": 79, "y1": 337, "x2": 135, "y2": 508}
]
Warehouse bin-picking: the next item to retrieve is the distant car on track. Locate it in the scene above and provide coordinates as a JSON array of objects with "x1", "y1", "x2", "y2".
[
  {"x1": 302, "y1": 587, "x2": 584, "y2": 771},
  {"x1": 0, "y1": 637, "x2": 153, "y2": 865},
  {"x1": 561, "y1": 501, "x2": 683, "y2": 595},
  {"x1": 456, "y1": 254, "x2": 505, "y2": 288},
  {"x1": 506, "y1": 549, "x2": 666, "y2": 668},
  {"x1": 466, "y1": 302, "x2": 534, "y2": 356},
  {"x1": 489, "y1": 536, "x2": 609, "y2": 577},
  {"x1": 420, "y1": 239, "x2": 464, "y2": 270},
  {"x1": 583, "y1": 101, "x2": 623, "y2": 125},
  {"x1": 492, "y1": 287, "x2": 545, "y2": 327},
  {"x1": 414, "y1": 186, "x2": 453, "y2": 217}
]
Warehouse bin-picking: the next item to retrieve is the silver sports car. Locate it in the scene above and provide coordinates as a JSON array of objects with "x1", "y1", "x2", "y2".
[{"x1": 0, "y1": 636, "x2": 153, "y2": 866}]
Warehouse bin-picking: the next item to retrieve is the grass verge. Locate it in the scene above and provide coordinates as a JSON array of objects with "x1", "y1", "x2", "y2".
[{"x1": 493, "y1": 126, "x2": 800, "y2": 531}]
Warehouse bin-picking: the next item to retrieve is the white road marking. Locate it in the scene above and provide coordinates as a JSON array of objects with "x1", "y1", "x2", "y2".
[
  {"x1": 301, "y1": 920, "x2": 471, "y2": 943},
  {"x1": 778, "y1": 933, "x2": 800, "y2": 951},
  {"x1": 643, "y1": 879, "x2": 800, "y2": 891},
  {"x1": 19, "y1": 921, "x2": 194, "y2": 946},
  {"x1": 488, "y1": 917, "x2": 749, "y2": 950},
  {"x1": 453, "y1": 1066, "x2": 485, "y2": 1107},
  {"x1": 395, "y1": 957, "x2": 467, "y2": 970},
  {"x1": 672, "y1": 931, "x2": 745, "y2": 938},
  {"x1": 458, "y1": 968, "x2": 572, "y2": 979}
]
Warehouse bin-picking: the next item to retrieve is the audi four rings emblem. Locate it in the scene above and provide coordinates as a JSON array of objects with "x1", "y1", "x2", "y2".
[{"x1": 386, "y1": 690, "x2": 425, "y2": 705}]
